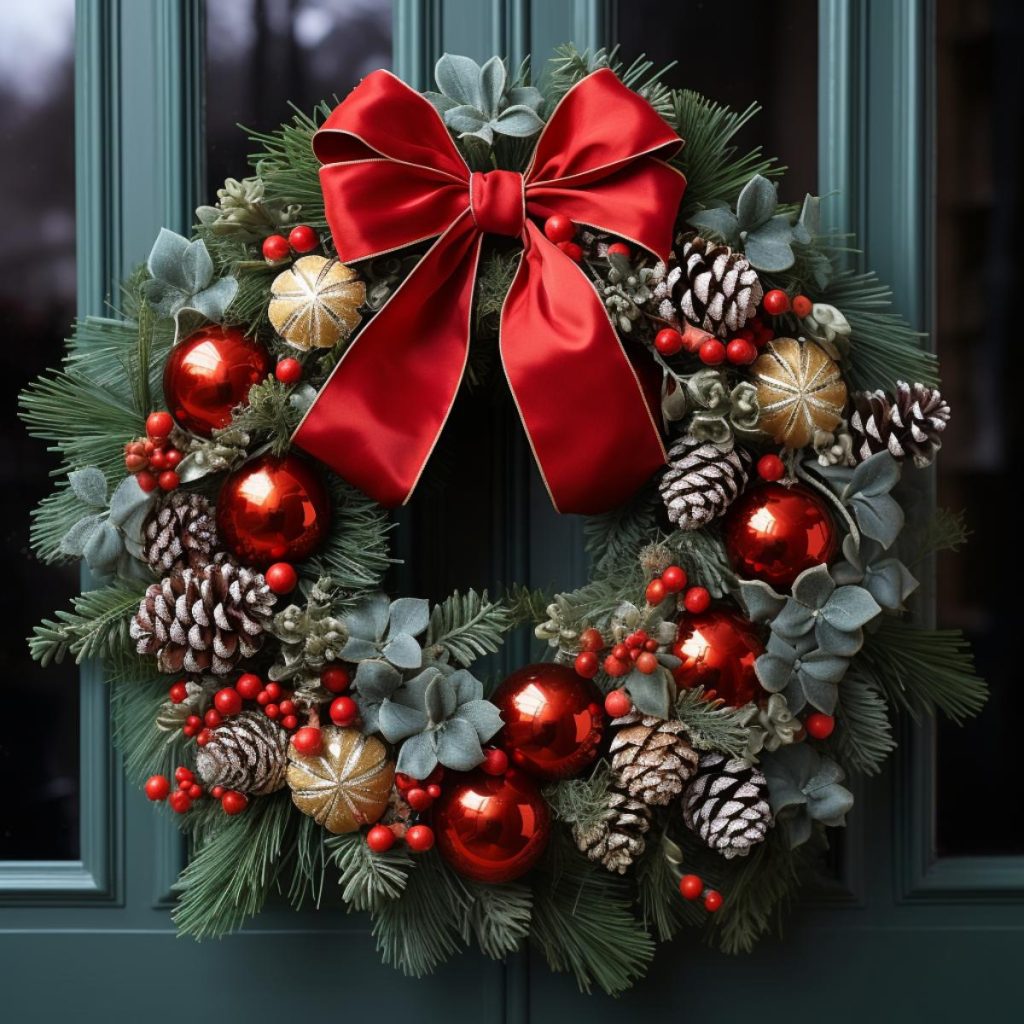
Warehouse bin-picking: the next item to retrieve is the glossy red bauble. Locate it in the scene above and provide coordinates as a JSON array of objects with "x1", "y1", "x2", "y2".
[
  {"x1": 163, "y1": 326, "x2": 271, "y2": 437},
  {"x1": 434, "y1": 769, "x2": 550, "y2": 883},
  {"x1": 216, "y1": 453, "x2": 330, "y2": 566},
  {"x1": 491, "y1": 664, "x2": 604, "y2": 780},
  {"x1": 724, "y1": 483, "x2": 837, "y2": 589},
  {"x1": 673, "y1": 610, "x2": 765, "y2": 707}
]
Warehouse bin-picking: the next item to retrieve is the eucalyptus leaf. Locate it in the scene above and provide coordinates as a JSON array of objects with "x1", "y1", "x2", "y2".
[
  {"x1": 687, "y1": 206, "x2": 740, "y2": 244},
  {"x1": 435, "y1": 718, "x2": 484, "y2": 771},
  {"x1": 388, "y1": 597, "x2": 430, "y2": 639},
  {"x1": 383, "y1": 632, "x2": 423, "y2": 670},
  {"x1": 736, "y1": 174, "x2": 778, "y2": 230},
  {"x1": 68, "y1": 467, "x2": 108, "y2": 508},
  {"x1": 455, "y1": 699, "x2": 504, "y2": 741},
  {"x1": 434, "y1": 54, "x2": 486, "y2": 109},
  {"x1": 59, "y1": 514, "x2": 103, "y2": 557},
  {"x1": 742, "y1": 214, "x2": 796, "y2": 271},
  {"x1": 494, "y1": 105, "x2": 544, "y2": 136},
  {"x1": 396, "y1": 731, "x2": 438, "y2": 779},
  {"x1": 378, "y1": 700, "x2": 428, "y2": 742},
  {"x1": 107, "y1": 475, "x2": 154, "y2": 527},
  {"x1": 82, "y1": 520, "x2": 123, "y2": 574}
]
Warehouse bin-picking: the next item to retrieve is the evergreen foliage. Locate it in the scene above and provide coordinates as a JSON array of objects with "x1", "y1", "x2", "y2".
[{"x1": 423, "y1": 589, "x2": 513, "y2": 667}]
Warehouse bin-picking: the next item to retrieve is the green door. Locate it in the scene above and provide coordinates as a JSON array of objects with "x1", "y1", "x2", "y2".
[{"x1": 2, "y1": 1, "x2": 1020, "y2": 1020}]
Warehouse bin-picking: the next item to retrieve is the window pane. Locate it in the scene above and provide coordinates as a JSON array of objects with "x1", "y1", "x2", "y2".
[
  {"x1": 0, "y1": 0, "x2": 79, "y2": 859},
  {"x1": 935, "y1": 0, "x2": 1023, "y2": 856}
]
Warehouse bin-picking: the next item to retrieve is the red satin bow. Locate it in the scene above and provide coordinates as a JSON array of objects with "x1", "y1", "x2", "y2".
[{"x1": 292, "y1": 68, "x2": 686, "y2": 513}]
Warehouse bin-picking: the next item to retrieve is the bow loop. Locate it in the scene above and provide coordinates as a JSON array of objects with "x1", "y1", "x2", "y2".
[{"x1": 469, "y1": 171, "x2": 525, "y2": 237}]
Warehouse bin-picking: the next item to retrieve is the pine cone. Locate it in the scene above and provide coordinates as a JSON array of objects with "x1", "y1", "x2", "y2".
[
  {"x1": 849, "y1": 381, "x2": 951, "y2": 468},
  {"x1": 574, "y1": 790, "x2": 653, "y2": 874},
  {"x1": 195, "y1": 710, "x2": 289, "y2": 795},
  {"x1": 683, "y1": 751, "x2": 772, "y2": 859},
  {"x1": 143, "y1": 492, "x2": 220, "y2": 574},
  {"x1": 609, "y1": 712, "x2": 699, "y2": 806},
  {"x1": 130, "y1": 561, "x2": 276, "y2": 675},
  {"x1": 659, "y1": 434, "x2": 752, "y2": 530},
  {"x1": 668, "y1": 236, "x2": 763, "y2": 338}
]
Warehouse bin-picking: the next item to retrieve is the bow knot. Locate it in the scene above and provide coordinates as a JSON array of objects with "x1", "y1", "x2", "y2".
[
  {"x1": 470, "y1": 170, "x2": 525, "y2": 237},
  {"x1": 292, "y1": 68, "x2": 687, "y2": 514}
]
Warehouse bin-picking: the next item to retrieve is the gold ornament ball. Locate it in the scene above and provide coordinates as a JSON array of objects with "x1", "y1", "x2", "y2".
[
  {"x1": 752, "y1": 337, "x2": 848, "y2": 448},
  {"x1": 269, "y1": 255, "x2": 366, "y2": 350},
  {"x1": 285, "y1": 725, "x2": 394, "y2": 834}
]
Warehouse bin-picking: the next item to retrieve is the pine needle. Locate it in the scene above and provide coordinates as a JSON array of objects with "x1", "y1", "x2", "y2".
[
  {"x1": 463, "y1": 880, "x2": 532, "y2": 959},
  {"x1": 111, "y1": 676, "x2": 188, "y2": 783},
  {"x1": 423, "y1": 589, "x2": 513, "y2": 667},
  {"x1": 675, "y1": 687, "x2": 753, "y2": 758},
  {"x1": 832, "y1": 666, "x2": 896, "y2": 776},
  {"x1": 635, "y1": 835, "x2": 702, "y2": 941},
  {"x1": 544, "y1": 762, "x2": 613, "y2": 833},
  {"x1": 327, "y1": 831, "x2": 412, "y2": 911}
]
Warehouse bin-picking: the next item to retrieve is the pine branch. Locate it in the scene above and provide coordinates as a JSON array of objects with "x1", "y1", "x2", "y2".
[
  {"x1": 832, "y1": 666, "x2": 895, "y2": 777},
  {"x1": 111, "y1": 676, "x2": 188, "y2": 783},
  {"x1": 227, "y1": 377, "x2": 301, "y2": 455},
  {"x1": 370, "y1": 851, "x2": 469, "y2": 977},
  {"x1": 531, "y1": 832, "x2": 655, "y2": 996},
  {"x1": 475, "y1": 248, "x2": 519, "y2": 336},
  {"x1": 285, "y1": 814, "x2": 330, "y2": 910},
  {"x1": 29, "y1": 581, "x2": 146, "y2": 667},
  {"x1": 463, "y1": 880, "x2": 532, "y2": 959},
  {"x1": 545, "y1": 761, "x2": 613, "y2": 833},
  {"x1": 172, "y1": 792, "x2": 295, "y2": 939},
  {"x1": 504, "y1": 583, "x2": 553, "y2": 628},
  {"x1": 30, "y1": 485, "x2": 90, "y2": 563},
  {"x1": 423, "y1": 589, "x2": 512, "y2": 667},
  {"x1": 664, "y1": 526, "x2": 735, "y2": 598},
  {"x1": 674, "y1": 687, "x2": 754, "y2": 759},
  {"x1": 902, "y1": 507, "x2": 969, "y2": 566},
  {"x1": 583, "y1": 486, "x2": 660, "y2": 576},
  {"x1": 327, "y1": 830, "x2": 413, "y2": 911},
  {"x1": 859, "y1": 617, "x2": 987, "y2": 723},
  {"x1": 635, "y1": 834, "x2": 702, "y2": 941}
]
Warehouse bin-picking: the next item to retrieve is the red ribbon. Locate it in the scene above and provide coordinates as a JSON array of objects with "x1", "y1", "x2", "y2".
[{"x1": 292, "y1": 68, "x2": 686, "y2": 514}]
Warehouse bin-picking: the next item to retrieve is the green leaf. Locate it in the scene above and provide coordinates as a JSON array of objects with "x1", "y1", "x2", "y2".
[
  {"x1": 423, "y1": 589, "x2": 512, "y2": 668},
  {"x1": 435, "y1": 717, "x2": 484, "y2": 771},
  {"x1": 478, "y1": 55, "x2": 506, "y2": 116},
  {"x1": 382, "y1": 632, "x2": 422, "y2": 670},
  {"x1": 736, "y1": 174, "x2": 778, "y2": 230},
  {"x1": 82, "y1": 520, "x2": 123, "y2": 574},
  {"x1": 68, "y1": 467, "x2": 108, "y2": 507},
  {"x1": 494, "y1": 104, "x2": 544, "y2": 137},
  {"x1": 435, "y1": 53, "x2": 485, "y2": 108},
  {"x1": 389, "y1": 597, "x2": 430, "y2": 638},
  {"x1": 396, "y1": 730, "x2": 437, "y2": 778},
  {"x1": 107, "y1": 475, "x2": 154, "y2": 527},
  {"x1": 688, "y1": 205, "x2": 740, "y2": 243},
  {"x1": 743, "y1": 214, "x2": 795, "y2": 271},
  {"x1": 59, "y1": 514, "x2": 102, "y2": 557}
]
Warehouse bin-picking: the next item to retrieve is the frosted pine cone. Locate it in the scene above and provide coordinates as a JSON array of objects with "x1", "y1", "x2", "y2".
[
  {"x1": 659, "y1": 434, "x2": 752, "y2": 530},
  {"x1": 574, "y1": 790, "x2": 652, "y2": 874},
  {"x1": 609, "y1": 712, "x2": 699, "y2": 806},
  {"x1": 130, "y1": 561, "x2": 276, "y2": 675},
  {"x1": 849, "y1": 381, "x2": 950, "y2": 467},
  {"x1": 683, "y1": 752, "x2": 772, "y2": 859},
  {"x1": 142, "y1": 492, "x2": 220, "y2": 574},
  {"x1": 195, "y1": 710, "x2": 289, "y2": 795}
]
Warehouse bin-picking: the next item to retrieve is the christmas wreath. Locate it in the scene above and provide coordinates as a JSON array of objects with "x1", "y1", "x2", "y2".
[{"x1": 22, "y1": 46, "x2": 986, "y2": 995}]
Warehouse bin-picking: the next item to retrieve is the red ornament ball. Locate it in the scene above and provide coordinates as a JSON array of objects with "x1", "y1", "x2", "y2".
[
  {"x1": 164, "y1": 326, "x2": 271, "y2": 437},
  {"x1": 757, "y1": 453, "x2": 786, "y2": 481},
  {"x1": 679, "y1": 873, "x2": 703, "y2": 900},
  {"x1": 405, "y1": 824, "x2": 435, "y2": 853},
  {"x1": 291, "y1": 726, "x2": 323, "y2": 756},
  {"x1": 673, "y1": 610, "x2": 765, "y2": 707},
  {"x1": 265, "y1": 561, "x2": 298, "y2": 594},
  {"x1": 329, "y1": 696, "x2": 358, "y2": 727},
  {"x1": 654, "y1": 328, "x2": 684, "y2": 356},
  {"x1": 805, "y1": 712, "x2": 836, "y2": 739},
  {"x1": 146, "y1": 411, "x2": 173, "y2": 439},
  {"x1": 604, "y1": 689, "x2": 633, "y2": 718},
  {"x1": 544, "y1": 214, "x2": 574, "y2": 244},
  {"x1": 366, "y1": 824, "x2": 395, "y2": 853},
  {"x1": 574, "y1": 651, "x2": 599, "y2": 679},
  {"x1": 288, "y1": 224, "x2": 318, "y2": 254},
  {"x1": 683, "y1": 586, "x2": 711, "y2": 614},
  {"x1": 235, "y1": 673, "x2": 262, "y2": 700},
  {"x1": 262, "y1": 233, "x2": 290, "y2": 262},
  {"x1": 221, "y1": 790, "x2": 248, "y2": 815},
  {"x1": 699, "y1": 338, "x2": 726, "y2": 365},
  {"x1": 434, "y1": 769, "x2": 550, "y2": 882},
  {"x1": 792, "y1": 294, "x2": 813, "y2": 318},
  {"x1": 274, "y1": 357, "x2": 302, "y2": 384},
  {"x1": 724, "y1": 483, "x2": 837, "y2": 589},
  {"x1": 762, "y1": 289, "x2": 790, "y2": 315},
  {"x1": 216, "y1": 453, "x2": 330, "y2": 566},
  {"x1": 492, "y1": 664, "x2": 604, "y2": 780},
  {"x1": 144, "y1": 775, "x2": 171, "y2": 801},
  {"x1": 320, "y1": 665, "x2": 351, "y2": 693},
  {"x1": 214, "y1": 687, "x2": 243, "y2": 717}
]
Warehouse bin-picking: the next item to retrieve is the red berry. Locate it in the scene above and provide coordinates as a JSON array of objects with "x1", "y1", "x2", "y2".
[
  {"x1": 135, "y1": 471, "x2": 158, "y2": 492},
  {"x1": 144, "y1": 775, "x2": 171, "y2": 801},
  {"x1": 262, "y1": 233, "x2": 290, "y2": 262},
  {"x1": 704, "y1": 889, "x2": 723, "y2": 912},
  {"x1": 178, "y1": 778, "x2": 192, "y2": 791},
  {"x1": 169, "y1": 791, "x2": 192, "y2": 814},
  {"x1": 757, "y1": 454, "x2": 786, "y2": 481},
  {"x1": 148, "y1": 448, "x2": 167, "y2": 470},
  {"x1": 174, "y1": 766, "x2": 193, "y2": 783},
  {"x1": 329, "y1": 696, "x2": 358, "y2": 727},
  {"x1": 579, "y1": 628, "x2": 605, "y2": 652},
  {"x1": 604, "y1": 689, "x2": 633, "y2": 718},
  {"x1": 264, "y1": 703, "x2": 280, "y2": 719},
  {"x1": 425, "y1": 766, "x2": 445, "y2": 785},
  {"x1": 557, "y1": 241, "x2": 583, "y2": 262},
  {"x1": 157, "y1": 470, "x2": 179, "y2": 491},
  {"x1": 426, "y1": 783, "x2": 442, "y2": 799},
  {"x1": 544, "y1": 214, "x2": 574, "y2": 244},
  {"x1": 235, "y1": 673, "x2": 262, "y2": 700},
  {"x1": 256, "y1": 690, "x2": 271, "y2": 706},
  {"x1": 726, "y1": 338, "x2": 757, "y2": 365},
  {"x1": 635, "y1": 651, "x2": 659, "y2": 674},
  {"x1": 265, "y1": 682, "x2": 282, "y2": 701},
  {"x1": 406, "y1": 787, "x2": 432, "y2": 811},
  {"x1": 366, "y1": 824, "x2": 395, "y2": 853},
  {"x1": 661, "y1": 565, "x2": 687, "y2": 593},
  {"x1": 221, "y1": 790, "x2": 248, "y2": 815},
  {"x1": 574, "y1": 651, "x2": 599, "y2": 679},
  {"x1": 603, "y1": 655, "x2": 630, "y2": 678},
  {"x1": 265, "y1": 562, "x2": 298, "y2": 595},
  {"x1": 644, "y1": 639, "x2": 658, "y2": 652},
  {"x1": 607, "y1": 242, "x2": 632, "y2": 258},
  {"x1": 805, "y1": 712, "x2": 836, "y2": 740},
  {"x1": 211, "y1": 785, "x2": 225, "y2": 800},
  {"x1": 196, "y1": 728, "x2": 213, "y2": 746},
  {"x1": 646, "y1": 578, "x2": 667, "y2": 605},
  {"x1": 679, "y1": 874, "x2": 704, "y2": 900},
  {"x1": 291, "y1": 726, "x2": 322, "y2": 755},
  {"x1": 405, "y1": 824, "x2": 435, "y2": 852},
  {"x1": 763, "y1": 289, "x2": 790, "y2": 315},
  {"x1": 281, "y1": 714, "x2": 298, "y2": 730},
  {"x1": 279, "y1": 699, "x2": 296, "y2": 717},
  {"x1": 321, "y1": 665, "x2": 351, "y2": 693},
  {"x1": 683, "y1": 587, "x2": 712, "y2": 614},
  {"x1": 164, "y1": 447, "x2": 182, "y2": 468},
  {"x1": 214, "y1": 687, "x2": 243, "y2": 717},
  {"x1": 288, "y1": 224, "x2": 318, "y2": 253},
  {"x1": 168, "y1": 680, "x2": 188, "y2": 704},
  {"x1": 146, "y1": 411, "x2": 174, "y2": 439},
  {"x1": 183, "y1": 715, "x2": 202, "y2": 736},
  {"x1": 654, "y1": 328, "x2": 684, "y2": 356},
  {"x1": 611, "y1": 643, "x2": 629, "y2": 661},
  {"x1": 625, "y1": 632, "x2": 643, "y2": 649},
  {"x1": 629, "y1": 647, "x2": 642, "y2": 662},
  {"x1": 633, "y1": 630, "x2": 649, "y2": 644},
  {"x1": 698, "y1": 339, "x2": 726, "y2": 366},
  {"x1": 274, "y1": 358, "x2": 302, "y2": 385},
  {"x1": 188, "y1": 783, "x2": 203, "y2": 800},
  {"x1": 792, "y1": 294, "x2": 813, "y2": 318},
  {"x1": 481, "y1": 748, "x2": 509, "y2": 776},
  {"x1": 395, "y1": 773, "x2": 417, "y2": 792},
  {"x1": 204, "y1": 708, "x2": 223, "y2": 728}
]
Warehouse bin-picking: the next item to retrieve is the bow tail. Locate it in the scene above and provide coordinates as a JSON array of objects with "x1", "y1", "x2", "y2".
[
  {"x1": 292, "y1": 214, "x2": 481, "y2": 505},
  {"x1": 499, "y1": 222, "x2": 667, "y2": 514}
]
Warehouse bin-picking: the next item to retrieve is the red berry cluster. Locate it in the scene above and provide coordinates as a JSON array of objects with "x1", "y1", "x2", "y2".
[
  {"x1": 603, "y1": 630, "x2": 661, "y2": 679},
  {"x1": 124, "y1": 411, "x2": 181, "y2": 492},
  {"x1": 762, "y1": 289, "x2": 813, "y2": 319},
  {"x1": 678, "y1": 872, "x2": 723, "y2": 912},
  {"x1": 365, "y1": 767, "x2": 446, "y2": 855},
  {"x1": 543, "y1": 214, "x2": 584, "y2": 263},
  {"x1": 262, "y1": 224, "x2": 319, "y2": 263},
  {"x1": 645, "y1": 563, "x2": 687, "y2": 606},
  {"x1": 143, "y1": 766, "x2": 249, "y2": 816}
]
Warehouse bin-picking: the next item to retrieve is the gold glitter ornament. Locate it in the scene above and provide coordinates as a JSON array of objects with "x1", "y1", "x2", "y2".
[
  {"x1": 752, "y1": 337, "x2": 848, "y2": 448},
  {"x1": 285, "y1": 726, "x2": 394, "y2": 834},
  {"x1": 268, "y1": 255, "x2": 366, "y2": 350}
]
